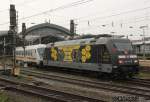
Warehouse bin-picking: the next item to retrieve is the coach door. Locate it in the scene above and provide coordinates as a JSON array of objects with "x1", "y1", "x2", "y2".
[
  {"x1": 100, "y1": 45, "x2": 111, "y2": 64},
  {"x1": 98, "y1": 45, "x2": 112, "y2": 72}
]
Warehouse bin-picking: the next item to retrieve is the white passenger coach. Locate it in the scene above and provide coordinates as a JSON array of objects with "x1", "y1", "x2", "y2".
[{"x1": 16, "y1": 44, "x2": 46, "y2": 66}]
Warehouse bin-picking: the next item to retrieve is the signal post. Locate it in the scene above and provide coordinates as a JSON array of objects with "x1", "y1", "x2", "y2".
[{"x1": 9, "y1": 4, "x2": 20, "y2": 76}]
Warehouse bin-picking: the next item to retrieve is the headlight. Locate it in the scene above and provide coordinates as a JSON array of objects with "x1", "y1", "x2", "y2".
[
  {"x1": 118, "y1": 60, "x2": 124, "y2": 64},
  {"x1": 134, "y1": 60, "x2": 138, "y2": 63}
]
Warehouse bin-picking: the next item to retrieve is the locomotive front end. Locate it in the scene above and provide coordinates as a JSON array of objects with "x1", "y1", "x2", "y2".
[
  {"x1": 117, "y1": 54, "x2": 139, "y2": 77},
  {"x1": 110, "y1": 39, "x2": 139, "y2": 78}
]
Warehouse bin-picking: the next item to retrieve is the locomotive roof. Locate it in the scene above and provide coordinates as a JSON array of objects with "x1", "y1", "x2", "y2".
[
  {"x1": 55, "y1": 38, "x2": 95, "y2": 46},
  {"x1": 46, "y1": 37, "x2": 129, "y2": 47},
  {"x1": 16, "y1": 44, "x2": 46, "y2": 51}
]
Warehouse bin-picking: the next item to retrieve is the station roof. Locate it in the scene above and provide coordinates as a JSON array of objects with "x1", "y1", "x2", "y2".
[{"x1": 20, "y1": 23, "x2": 72, "y2": 44}]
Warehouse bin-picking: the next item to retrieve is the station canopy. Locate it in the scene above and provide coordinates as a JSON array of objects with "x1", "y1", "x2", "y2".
[{"x1": 19, "y1": 23, "x2": 72, "y2": 45}]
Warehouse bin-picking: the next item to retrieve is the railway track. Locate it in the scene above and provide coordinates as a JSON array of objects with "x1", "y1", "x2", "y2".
[
  {"x1": 21, "y1": 69, "x2": 150, "y2": 100},
  {"x1": 125, "y1": 78, "x2": 150, "y2": 88},
  {"x1": 0, "y1": 77, "x2": 102, "y2": 102}
]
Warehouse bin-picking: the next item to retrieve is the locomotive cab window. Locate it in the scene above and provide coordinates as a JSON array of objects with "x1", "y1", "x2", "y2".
[
  {"x1": 37, "y1": 48, "x2": 45, "y2": 58},
  {"x1": 114, "y1": 42, "x2": 132, "y2": 51}
]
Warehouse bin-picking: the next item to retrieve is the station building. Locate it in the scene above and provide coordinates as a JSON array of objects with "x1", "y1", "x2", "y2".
[
  {"x1": 20, "y1": 23, "x2": 72, "y2": 45},
  {"x1": 132, "y1": 37, "x2": 150, "y2": 59}
]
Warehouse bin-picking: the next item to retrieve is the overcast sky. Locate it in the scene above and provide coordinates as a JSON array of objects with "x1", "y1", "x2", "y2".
[{"x1": 0, "y1": 0, "x2": 150, "y2": 39}]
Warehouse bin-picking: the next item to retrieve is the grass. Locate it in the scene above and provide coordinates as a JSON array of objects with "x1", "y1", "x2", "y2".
[
  {"x1": 0, "y1": 92, "x2": 10, "y2": 102},
  {"x1": 138, "y1": 72, "x2": 150, "y2": 79}
]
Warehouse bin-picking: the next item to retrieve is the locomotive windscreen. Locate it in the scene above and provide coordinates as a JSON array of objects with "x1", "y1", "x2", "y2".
[
  {"x1": 37, "y1": 48, "x2": 45, "y2": 58},
  {"x1": 114, "y1": 42, "x2": 132, "y2": 51}
]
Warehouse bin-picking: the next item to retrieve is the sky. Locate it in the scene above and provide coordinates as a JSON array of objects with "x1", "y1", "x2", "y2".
[{"x1": 0, "y1": 0, "x2": 150, "y2": 40}]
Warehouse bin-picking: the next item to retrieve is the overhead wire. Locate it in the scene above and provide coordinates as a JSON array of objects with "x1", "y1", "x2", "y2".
[
  {"x1": 16, "y1": 0, "x2": 40, "y2": 6},
  {"x1": 74, "y1": 6, "x2": 150, "y2": 23},
  {"x1": 0, "y1": 0, "x2": 40, "y2": 14},
  {"x1": 19, "y1": 0, "x2": 94, "y2": 20},
  {"x1": 77, "y1": 17, "x2": 150, "y2": 33},
  {"x1": 0, "y1": 0, "x2": 94, "y2": 26},
  {"x1": 2, "y1": 0, "x2": 150, "y2": 33},
  {"x1": 74, "y1": 6, "x2": 150, "y2": 33},
  {"x1": 77, "y1": 14, "x2": 150, "y2": 32},
  {"x1": 0, "y1": 9, "x2": 9, "y2": 13}
]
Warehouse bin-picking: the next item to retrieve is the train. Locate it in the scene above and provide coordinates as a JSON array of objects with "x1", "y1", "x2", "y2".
[
  {"x1": 16, "y1": 37, "x2": 139, "y2": 78},
  {"x1": 16, "y1": 44, "x2": 46, "y2": 66},
  {"x1": 43, "y1": 37, "x2": 139, "y2": 78}
]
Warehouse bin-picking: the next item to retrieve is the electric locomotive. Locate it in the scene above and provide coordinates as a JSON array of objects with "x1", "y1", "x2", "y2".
[{"x1": 43, "y1": 37, "x2": 139, "y2": 78}]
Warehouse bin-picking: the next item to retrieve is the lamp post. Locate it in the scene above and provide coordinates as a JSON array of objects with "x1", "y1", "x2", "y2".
[
  {"x1": 128, "y1": 26, "x2": 133, "y2": 39},
  {"x1": 139, "y1": 25, "x2": 148, "y2": 60}
]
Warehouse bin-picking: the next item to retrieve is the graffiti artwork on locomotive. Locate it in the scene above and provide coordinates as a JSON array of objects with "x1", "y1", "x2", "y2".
[
  {"x1": 16, "y1": 44, "x2": 46, "y2": 66},
  {"x1": 43, "y1": 37, "x2": 139, "y2": 78}
]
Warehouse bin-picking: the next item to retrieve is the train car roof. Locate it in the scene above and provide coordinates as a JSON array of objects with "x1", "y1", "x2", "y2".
[
  {"x1": 16, "y1": 44, "x2": 46, "y2": 51},
  {"x1": 46, "y1": 38, "x2": 94, "y2": 47},
  {"x1": 46, "y1": 37, "x2": 130, "y2": 48}
]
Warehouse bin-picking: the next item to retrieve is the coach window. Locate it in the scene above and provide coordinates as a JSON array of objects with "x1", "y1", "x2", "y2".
[
  {"x1": 31, "y1": 50, "x2": 33, "y2": 56},
  {"x1": 24, "y1": 51, "x2": 26, "y2": 56},
  {"x1": 30, "y1": 50, "x2": 32, "y2": 56},
  {"x1": 28, "y1": 51, "x2": 29, "y2": 56},
  {"x1": 29, "y1": 51, "x2": 30, "y2": 56},
  {"x1": 29, "y1": 51, "x2": 31, "y2": 56},
  {"x1": 28, "y1": 51, "x2": 30, "y2": 56},
  {"x1": 27, "y1": 51, "x2": 28, "y2": 56},
  {"x1": 31, "y1": 50, "x2": 32, "y2": 56}
]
